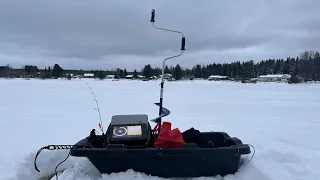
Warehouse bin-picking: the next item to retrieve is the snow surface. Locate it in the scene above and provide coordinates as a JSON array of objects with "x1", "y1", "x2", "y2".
[{"x1": 0, "y1": 78, "x2": 319, "y2": 180}]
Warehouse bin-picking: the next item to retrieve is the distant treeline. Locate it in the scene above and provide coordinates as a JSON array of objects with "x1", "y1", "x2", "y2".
[
  {"x1": 1, "y1": 50, "x2": 320, "y2": 83},
  {"x1": 142, "y1": 50, "x2": 320, "y2": 82}
]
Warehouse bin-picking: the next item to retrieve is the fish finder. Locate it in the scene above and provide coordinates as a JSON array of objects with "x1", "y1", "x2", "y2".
[
  {"x1": 112, "y1": 125, "x2": 142, "y2": 138},
  {"x1": 107, "y1": 114, "x2": 150, "y2": 145}
]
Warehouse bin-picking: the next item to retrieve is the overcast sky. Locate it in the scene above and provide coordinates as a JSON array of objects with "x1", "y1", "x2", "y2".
[{"x1": 0, "y1": 0, "x2": 319, "y2": 71}]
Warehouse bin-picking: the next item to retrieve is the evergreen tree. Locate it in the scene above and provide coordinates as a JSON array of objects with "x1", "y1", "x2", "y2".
[
  {"x1": 142, "y1": 64, "x2": 152, "y2": 78},
  {"x1": 314, "y1": 52, "x2": 320, "y2": 81},
  {"x1": 164, "y1": 65, "x2": 169, "y2": 74},
  {"x1": 193, "y1": 64, "x2": 202, "y2": 78},
  {"x1": 43, "y1": 67, "x2": 48, "y2": 79},
  {"x1": 133, "y1": 69, "x2": 138, "y2": 78},
  {"x1": 48, "y1": 66, "x2": 52, "y2": 78},
  {"x1": 52, "y1": 64, "x2": 63, "y2": 78},
  {"x1": 173, "y1": 64, "x2": 183, "y2": 80},
  {"x1": 124, "y1": 68, "x2": 128, "y2": 77}
]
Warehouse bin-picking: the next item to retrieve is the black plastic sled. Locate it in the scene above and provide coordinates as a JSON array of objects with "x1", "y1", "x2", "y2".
[{"x1": 69, "y1": 114, "x2": 252, "y2": 178}]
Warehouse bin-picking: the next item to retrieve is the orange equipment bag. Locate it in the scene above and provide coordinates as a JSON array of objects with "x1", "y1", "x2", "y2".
[{"x1": 153, "y1": 121, "x2": 185, "y2": 148}]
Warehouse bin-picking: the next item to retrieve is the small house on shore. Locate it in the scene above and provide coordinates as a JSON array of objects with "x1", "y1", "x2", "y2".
[
  {"x1": 258, "y1": 74, "x2": 291, "y2": 82},
  {"x1": 83, "y1": 73, "x2": 94, "y2": 78},
  {"x1": 208, "y1": 75, "x2": 229, "y2": 81}
]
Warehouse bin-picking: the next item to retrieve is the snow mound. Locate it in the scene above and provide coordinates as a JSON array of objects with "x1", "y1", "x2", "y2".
[
  {"x1": 12, "y1": 149, "x2": 265, "y2": 180},
  {"x1": 11, "y1": 141, "x2": 320, "y2": 180},
  {"x1": 14, "y1": 150, "x2": 79, "y2": 180}
]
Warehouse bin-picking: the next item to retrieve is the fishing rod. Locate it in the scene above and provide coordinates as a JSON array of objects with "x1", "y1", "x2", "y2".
[
  {"x1": 86, "y1": 82, "x2": 104, "y2": 136},
  {"x1": 150, "y1": 9, "x2": 186, "y2": 134}
]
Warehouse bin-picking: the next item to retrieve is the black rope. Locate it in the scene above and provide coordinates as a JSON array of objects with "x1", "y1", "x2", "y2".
[
  {"x1": 247, "y1": 144, "x2": 256, "y2": 162},
  {"x1": 230, "y1": 144, "x2": 256, "y2": 162},
  {"x1": 54, "y1": 149, "x2": 72, "y2": 180}
]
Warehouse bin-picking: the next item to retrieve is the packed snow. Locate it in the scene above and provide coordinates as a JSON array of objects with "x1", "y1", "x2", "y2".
[{"x1": 0, "y1": 78, "x2": 319, "y2": 180}]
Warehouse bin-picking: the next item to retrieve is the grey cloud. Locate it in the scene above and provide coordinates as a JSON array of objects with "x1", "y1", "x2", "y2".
[{"x1": 0, "y1": 0, "x2": 319, "y2": 69}]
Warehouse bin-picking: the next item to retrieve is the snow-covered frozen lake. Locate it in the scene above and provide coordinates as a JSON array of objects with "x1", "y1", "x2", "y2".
[{"x1": 0, "y1": 78, "x2": 319, "y2": 180}]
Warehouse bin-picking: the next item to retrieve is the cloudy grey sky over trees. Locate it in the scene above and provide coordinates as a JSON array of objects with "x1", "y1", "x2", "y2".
[{"x1": 0, "y1": 0, "x2": 319, "y2": 70}]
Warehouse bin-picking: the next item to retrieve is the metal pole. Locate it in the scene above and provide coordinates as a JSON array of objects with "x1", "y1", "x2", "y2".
[{"x1": 150, "y1": 9, "x2": 186, "y2": 134}]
